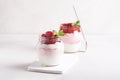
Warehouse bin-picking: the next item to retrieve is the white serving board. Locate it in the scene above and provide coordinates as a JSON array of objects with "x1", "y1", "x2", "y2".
[{"x1": 27, "y1": 54, "x2": 79, "y2": 74}]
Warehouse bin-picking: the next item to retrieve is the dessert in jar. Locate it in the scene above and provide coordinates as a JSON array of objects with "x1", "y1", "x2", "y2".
[
  {"x1": 38, "y1": 31, "x2": 64, "y2": 66},
  {"x1": 59, "y1": 20, "x2": 81, "y2": 53}
]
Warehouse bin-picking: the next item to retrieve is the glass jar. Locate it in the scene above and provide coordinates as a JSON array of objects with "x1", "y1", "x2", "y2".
[
  {"x1": 60, "y1": 23, "x2": 81, "y2": 53},
  {"x1": 37, "y1": 37, "x2": 64, "y2": 66}
]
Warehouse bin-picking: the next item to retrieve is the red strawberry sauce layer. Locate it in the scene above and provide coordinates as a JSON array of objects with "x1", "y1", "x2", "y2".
[{"x1": 60, "y1": 23, "x2": 80, "y2": 33}]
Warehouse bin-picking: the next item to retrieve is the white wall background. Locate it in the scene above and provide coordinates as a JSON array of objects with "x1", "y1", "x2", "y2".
[{"x1": 0, "y1": 0, "x2": 120, "y2": 35}]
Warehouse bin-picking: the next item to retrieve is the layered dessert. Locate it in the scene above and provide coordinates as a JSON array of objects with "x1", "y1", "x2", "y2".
[
  {"x1": 38, "y1": 31, "x2": 64, "y2": 66},
  {"x1": 59, "y1": 20, "x2": 81, "y2": 52}
]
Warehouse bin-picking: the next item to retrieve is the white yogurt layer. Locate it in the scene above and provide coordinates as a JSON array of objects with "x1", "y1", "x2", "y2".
[
  {"x1": 64, "y1": 41, "x2": 81, "y2": 53},
  {"x1": 38, "y1": 42, "x2": 64, "y2": 66}
]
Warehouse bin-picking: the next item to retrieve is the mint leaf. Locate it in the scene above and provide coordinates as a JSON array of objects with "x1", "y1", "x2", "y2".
[
  {"x1": 53, "y1": 30, "x2": 65, "y2": 36},
  {"x1": 73, "y1": 20, "x2": 80, "y2": 28},
  {"x1": 58, "y1": 30, "x2": 65, "y2": 36}
]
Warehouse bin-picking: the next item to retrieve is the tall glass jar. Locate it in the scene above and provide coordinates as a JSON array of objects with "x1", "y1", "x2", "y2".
[{"x1": 59, "y1": 21, "x2": 81, "y2": 53}]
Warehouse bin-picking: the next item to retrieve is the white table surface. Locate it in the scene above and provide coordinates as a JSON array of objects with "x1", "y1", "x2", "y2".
[{"x1": 0, "y1": 34, "x2": 120, "y2": 80}]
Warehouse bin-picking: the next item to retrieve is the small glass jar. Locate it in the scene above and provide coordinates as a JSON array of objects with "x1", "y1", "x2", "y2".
[{"x1": 37, "y1": 37, "x2": 64, "y2": 66}]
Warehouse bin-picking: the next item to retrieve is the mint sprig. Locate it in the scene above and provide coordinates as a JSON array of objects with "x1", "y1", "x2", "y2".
[
  {"x1": 73, "y1": 20, "x2": 80, "y2": 28},
  {"x1": 53, "y1": 30, "x2": 65, "y2": 36},
  {"x1": 58, "y1": 30, "x2": 65, "y2": 36}
]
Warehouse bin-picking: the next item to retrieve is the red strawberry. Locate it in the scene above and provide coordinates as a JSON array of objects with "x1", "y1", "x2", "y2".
[
  {"x1": 45, "y1": 38, "x2": 51, "y2": 44},
  {"x1": 62, "y1": 23, "x2": 68, "y2": 26},
  {"x1": 60, "y1": 26, "x2": 67, "y2": 33},
  {"x1": 62, "y1": 23, "x2": 72, "y2": 27},
  {"x1": 60, "y1": 21, "x2": 81, "y2": 33},
  {"x1": 72, "y1": 26, "x2": 77, "y2": 31},
  {"x1": 78, "y1": 28, "x2": 80, "y2": 32},
  {"x1": 41, "y1": 31, "x2": 60, "y2": 44},
  {"x1": 49, "y1": 39, "x2": 56, "y2": 44},
  {"x1": 60, "y1": 25, "x2": 67, "y2": 30},
  {"x1": 46, "y1": 31, "x2": 54, "y2": 37},
  {"x1": 41, "y1": 34, "x2": 46, "y2": 37},
  {"x1": 67, "y1": 23, "x2": 72, "y2": 27},
  {"x1": 67, "y1": 28, "x2": 74, "y2": 33},
  {"x1": 73, "y1": 26, "x2": 80, "y2": 32}
]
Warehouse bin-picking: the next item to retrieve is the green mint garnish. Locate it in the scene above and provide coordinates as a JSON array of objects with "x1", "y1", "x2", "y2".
[
  {"x1": 58, "y1": 30, "x2": 65, "y2": 36},
  {"x1": 53, "y1": 30, "x2": 65, "y2": 36},
  {"x1": 73, "y1": 20, "x2": 80, "y2": 28}
]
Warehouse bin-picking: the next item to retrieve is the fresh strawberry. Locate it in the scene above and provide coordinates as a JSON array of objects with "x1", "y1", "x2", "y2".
[
  {"x1": 62, "y1": 24, "x2": 67, "y2": 26},
  {"x1": 67, "y1": 28, "x2": 74, "y2": 33},
  {"x1": 41, "y1": 34, "x2": 46, "y2": 37},
  {"x1": 40, "y1": 31, "x2": 61, "y2": 44},
  {"x1": 46, "y1": 31, "x2": 54, "y2": 37},
  {"x1": 60, "y1": 21, "x2": 80, "y2": 33},
  {"x1": 62, "y1": 23, "x2": 72, "y2": 27},
  {"x1": 45, "y1": 38, "x2": 51, "y2": 44},
  {"x1": 49, "y1": 39, "x2": 56, "y2": 44},
  {"x1": 78, "y1": 28, "x2": 80, "y2": 32},
  {"x1": 67, "y1": 23, "x2": 72, "y2": 27},
  {"x1": 60, "y1": 26, "x2": 67, "y2": 33},
  {"x1": 63, "y1": 28, "x2": 68, "y2": 33}
]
